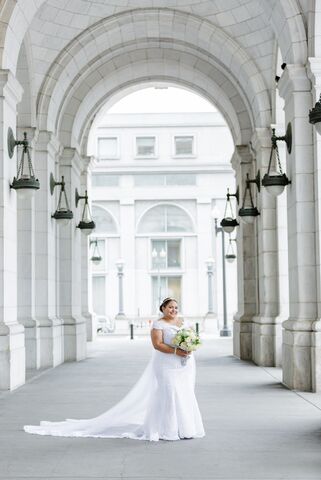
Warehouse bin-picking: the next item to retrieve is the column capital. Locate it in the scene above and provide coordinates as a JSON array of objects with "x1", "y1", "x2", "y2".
[
  {"x1": 0, "y1": 69, "x2": 23, "y2": 106},
  {"x1": 231, "y1": 145, "x2": 253, "y2": 171},
  {"x1": 61, "y1": 147, "x2": 91, "y2": 175},
  {"x1": 278, "y1": 64, "x2": 311, "y2": 101},
  {"x1": 250, "y1": 128, "x2": 271, "y2": 153}
]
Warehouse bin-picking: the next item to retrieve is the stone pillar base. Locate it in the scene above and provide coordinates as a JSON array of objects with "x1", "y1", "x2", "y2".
[
  {"x1": 233, "y1": 314, "x2": 252, "y2": 360},
  {"x1": 252, "y1": 318, "x2": 282, "y2": 367},
  {"x1": 35, "y1": 317, "x2": 64, "y2": 369},
  {"x1": 83, "y1": 312, "x2": 96, "y2": 342},
  {"x1": 63, "y1": 317, "x2": 87, "y2": 362},
  {"x1": 282, "y1": 319, "x2": 313, "y2": 391},
  {"x1": 19, "y1": 318, "x2": 40, "y2": 370},
  {"x1": 0, "y1": 323, "x2": 25, "y2": 390}
]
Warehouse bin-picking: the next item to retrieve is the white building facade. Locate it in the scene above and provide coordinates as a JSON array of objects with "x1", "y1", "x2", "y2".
[{"x1": 89, "y1": 112, "x2": 237, "y2": 332}]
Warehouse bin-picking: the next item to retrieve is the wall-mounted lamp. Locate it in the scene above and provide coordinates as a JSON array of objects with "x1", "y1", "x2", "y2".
[
  {"x1": 262, "y1": 124, "x2": 292, "y2": 197},
  {"x1": 238, "y1": 172, "x2": 260, "y2": 224},
  {"x1": 8, "y1": 128, "x2": 40, "y2": 199},
  {"x1": 309, "y1": 94, "x2": 321, "y2": 135},
  {"x1": 220, "y1": 187, "x2": 239, "y2": 233},
  {"x1": 89, "y1": 238, "x2": 102, "y2": 265},
  {"x1": 50, "y1": 173, "x2": 73, "y2": 226},
  {"x1": 225, "y1": 236, "x2": 236, "y2": 263},
  {"x1": 75, "y1": 188, "x2": 95, "y2": 235}
]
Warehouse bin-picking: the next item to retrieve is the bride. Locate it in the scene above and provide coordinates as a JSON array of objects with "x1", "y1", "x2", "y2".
[{"x1": 24, "y1": 297, "x2": 205, "y2": 441}]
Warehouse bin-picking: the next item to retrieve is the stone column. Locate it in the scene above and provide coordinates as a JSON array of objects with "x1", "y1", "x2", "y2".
[
  {"x1": 0, "y1": 71, "x2": 25, "y2": 390},
  {"x1": 16, "y1": 127, "x2": 38, "y2": 369},
  {"x1": 33, "y1": 131, "x2": 63, "y2": 369},
  {"x1": 232, "y1": 146, "x2": 257, "y2": 360},
  {"x1": 251, "y1": 129, "x2": 281, "y2": 367},
  {"x1": 278, "y1": 65, "x2": 317, "y2": 391},
  {"x1": 80, "y1": 156, "x2": 95, "y2": 342},
  {"x1": 58, "y1": 148, "x2": 86, "y2": 361},
  {"x1": 308, "y1": 58, "x2": 321, "y2": 391}
]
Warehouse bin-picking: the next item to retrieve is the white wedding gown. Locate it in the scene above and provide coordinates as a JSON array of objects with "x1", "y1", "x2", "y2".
[{"x1": 24, "y1": 319, "x2": 205, "y2": 441}]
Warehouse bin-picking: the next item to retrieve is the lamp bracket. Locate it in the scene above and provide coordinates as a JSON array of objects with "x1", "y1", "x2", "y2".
[
  {"x1": 75, "y1": 188, "x2": 88, "y2": 207},
  {"x1": 227, "y1": 186, "x2": 239, "y2": 204},
  {"x1": 247, "y1": 170, "x2": 261, "y2": 192},
  {"x1": 272, "y1": 122, "x2": 292, "y2": 154},
  {"x1": 50, "y1": 172, "x2": 64, "y2": 195},
  {"x1": 8, "y1": 128, "x2": 29, "y2": 159}
]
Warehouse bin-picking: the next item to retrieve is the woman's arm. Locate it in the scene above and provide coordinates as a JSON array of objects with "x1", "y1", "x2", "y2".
[{"x1": 150, "y1": 329, "x2": 189, "y2": 357}]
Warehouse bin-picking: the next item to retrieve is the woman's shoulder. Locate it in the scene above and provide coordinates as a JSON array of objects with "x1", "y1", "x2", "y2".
[{"x1": 151, "y1": 319, "x2": 165, "y2": 330}]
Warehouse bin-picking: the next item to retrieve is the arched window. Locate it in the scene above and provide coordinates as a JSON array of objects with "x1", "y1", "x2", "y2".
[
  {"x1": 138, "y1": 205, "x2": 193, "y2": 233},
  {"x1": 92, "y1": 206, "x2": 117, "y2": 234}
]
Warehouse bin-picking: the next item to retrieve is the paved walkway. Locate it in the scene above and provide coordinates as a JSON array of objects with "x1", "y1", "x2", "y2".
[{"x1": 1, "y1": 335, "x2": 321, "y2": 480}]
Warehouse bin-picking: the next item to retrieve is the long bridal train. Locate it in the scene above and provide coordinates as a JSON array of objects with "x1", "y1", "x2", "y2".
[{"x1": 24, "y1": 322, "x2": 205, "y2": 441}]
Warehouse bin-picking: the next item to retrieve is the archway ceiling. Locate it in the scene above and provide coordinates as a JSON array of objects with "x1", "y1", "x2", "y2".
[
  {"x1": 9, "y1": 0, "x2": 307, "y2": 149},
  {"x1": 28, "y1": 0, "x2": 275, "y2": 94}
]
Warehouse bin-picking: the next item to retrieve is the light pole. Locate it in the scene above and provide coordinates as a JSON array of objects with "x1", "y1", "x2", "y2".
[
  {"x1": 152, "y1": 247, "x2": 166, "y2": 309},
  {"x1": 205, "y1": 257, "x2": 215, "y2": 316},
  {"x1": 212, "y1": 210, "x2": 231, "y2": 337},
  {"x1": 115, "y1": 259, "x2": 125, "y2": 319}
]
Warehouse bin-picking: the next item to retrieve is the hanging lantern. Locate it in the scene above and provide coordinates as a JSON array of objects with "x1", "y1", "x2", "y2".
[
  {"x1": 50, "y1": 173, "x2": 73, "y2": 226},
  {"x1": 261, "y1": 124, "x2": 291, "y2": 197},
  {"x1": 225, "y1": 236, "x2": 236, "y2": 263},
  {"x1": 309, "y1": 94, "x2": 321, "y2": 135},
  {"x1": 238, "y1": 172, "x2": 260, "y2": 224},
  {"x1": 8, "y1": 129, "x2": 40, "y2": 199},
  {"x1": 220, "y1": 187, "x2": 239, "y2": 233},
  {"x1": 90, "y1": 239, "x2": 102, "y2": 265},
  {"x1": 75, "y1": 188, "x2": 95, "y2": 235}
]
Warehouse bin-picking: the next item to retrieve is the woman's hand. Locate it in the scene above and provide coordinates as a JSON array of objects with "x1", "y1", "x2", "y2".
[{"x1": 175, "y1": 348, "x2": 191, "y2": 358}]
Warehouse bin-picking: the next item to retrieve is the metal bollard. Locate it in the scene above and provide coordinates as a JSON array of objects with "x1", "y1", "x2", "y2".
[
  {"x1": 195, "y1": 322, "x2": 199, "y2": 335},
  {"x1": 130, "y1": 323, "x2": 134, "y2": 340}
]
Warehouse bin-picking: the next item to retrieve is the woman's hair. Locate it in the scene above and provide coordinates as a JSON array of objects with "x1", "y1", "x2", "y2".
[{"x1": 159, "y1": 297, "x2": 178, "y2": 313}]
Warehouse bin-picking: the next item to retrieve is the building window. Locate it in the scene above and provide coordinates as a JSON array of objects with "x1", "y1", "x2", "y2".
[
  {"x1": 151, "y1": 239, "x2": 181, "y2": 269},
  {"x1": 152, "y1": 276, "x2": 182, "y2": 313},
  {"x1": 136, "y1": 136, "x2": 156, "y2": 157},
  {"x1": 92, "y1": 174, "x2": 119, "y2": 187},
  {"x1": 134, "y1": 174, "x2": 196, "y2": 187},
  {"x1": 138, "y1": 205, "x2": 194, "y2": 233},
  {"x1": 92, "y1": 276, "x2": 106, "y2": 316},
  {"x1": 174, "y1": 136, "x2": 194, "y2": 156},
  {"x1": 92, "y1": 206, "x2": 118, "y2": 234},
  {"x1": 98, "y1": 137, "x2": 118, "y2": 159}
]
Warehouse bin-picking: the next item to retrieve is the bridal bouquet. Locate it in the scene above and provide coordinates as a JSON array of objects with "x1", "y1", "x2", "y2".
[{"x1": 172, "y1": 327, "x2": 202, "y2": 366}]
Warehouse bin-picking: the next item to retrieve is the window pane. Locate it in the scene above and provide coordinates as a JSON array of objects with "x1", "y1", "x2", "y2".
[
  {"x1": 168, "y1": 277, "x2": 182, "y2": 306},
  {"x1": 166, "y1": 206, "x2": 193, "y2": 232},
  {"x1": 91, "y1": 239, "x2": 106, "y2": 272},
  {"x1": 138, "y1": 205, "x2": 193, "y2": 233},
  {"x1": 151, "y1": 240, "x2": 166, "y2": 269},
  {"x1": 136, "y1": 137, "x2": 155, "y2": 156},
  {"x1": 175, "y1": 136, "x2": 193, "y2": 155},
  {"x1": 151, "y1": 276, "x2": 181, "y2": 314},
  {"x1": 167, "y1": 240, "x2": 181, "y2": 268},
  {"x1": 92, "y1": 276, "x2": 106, "y2": 315},
  {"x1": 139, "y1": 206, "x2": 166, "y2": 233},
  {"x1": 134, "y1": 175, "x2": 165, "y2": 186},
  {"x1": 92, "y1": 206, "x2": 117, "y2": 234},
  {"x1": 166, "y1": 174, "x2": 196, "y2": 186},
  {"x1": 98, "y1": 138, "x2": 118, "y2": 158},
  {"x1": 92, "y1": 174, "x2": 119, "y2": 187}
]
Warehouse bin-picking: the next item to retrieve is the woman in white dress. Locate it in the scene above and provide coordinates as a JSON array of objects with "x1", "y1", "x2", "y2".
[{"x1": 24, "y1": 298, "x2": 205, "y2": 441}]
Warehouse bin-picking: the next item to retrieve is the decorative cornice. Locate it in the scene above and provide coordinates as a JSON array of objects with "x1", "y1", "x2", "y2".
[{"x1": 278, "y1": 64, "x2": 311, "y2": 101}]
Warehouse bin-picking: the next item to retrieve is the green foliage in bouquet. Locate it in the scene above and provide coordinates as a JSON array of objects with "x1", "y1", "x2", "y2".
[{"x1": 171, "y1": 327, "x2": 202, "y2": 352}]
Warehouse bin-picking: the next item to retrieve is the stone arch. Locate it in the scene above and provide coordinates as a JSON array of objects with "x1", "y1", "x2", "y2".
[{"x1": 35, "y1": 9, "x2": 270, "y2": 147}]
